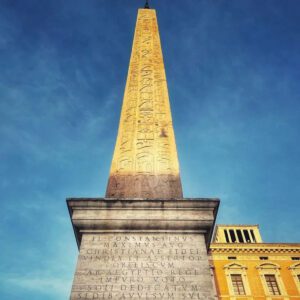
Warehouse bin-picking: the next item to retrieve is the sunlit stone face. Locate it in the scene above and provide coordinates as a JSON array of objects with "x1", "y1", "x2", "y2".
[{"x1": 106, "y1": 9, "x2": 182, "y2": 199}]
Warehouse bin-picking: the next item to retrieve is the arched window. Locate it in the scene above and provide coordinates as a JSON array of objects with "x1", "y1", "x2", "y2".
[
  {"x1": 256, "y1": 263, "x2": 287, "y2": 297},
  {"x1": 224, "y1": 263, "x2": 251, "y2": 296},
  {"x1": 289, "y1": 263, "x2": 300, "y2": 293}
]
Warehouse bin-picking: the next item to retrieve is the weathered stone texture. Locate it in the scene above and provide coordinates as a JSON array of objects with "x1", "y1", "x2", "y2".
[
  {"x1": 68, "y1": 199, "x2": 219, "y2": 299},
  {"x1": 71, "y1": 233, "x2": 216, "y2": 300},
  {"x1": 106, "y1": 9, "x2": 183, "y2": 199}
]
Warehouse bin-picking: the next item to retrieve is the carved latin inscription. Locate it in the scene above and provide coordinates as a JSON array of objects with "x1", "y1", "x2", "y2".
[{"x1": 71, "y1": 234, "x2": 216, "y2": 299}]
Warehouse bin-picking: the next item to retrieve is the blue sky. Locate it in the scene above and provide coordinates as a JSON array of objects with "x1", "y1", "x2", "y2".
[{"x1": 1, "y1": 0, "x2": 300, "y2": 299}]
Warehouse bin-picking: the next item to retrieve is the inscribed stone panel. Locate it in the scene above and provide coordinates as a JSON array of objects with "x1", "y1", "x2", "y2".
[{"x1": 71, "y1": 233, "x2": 216, "y2": 299}]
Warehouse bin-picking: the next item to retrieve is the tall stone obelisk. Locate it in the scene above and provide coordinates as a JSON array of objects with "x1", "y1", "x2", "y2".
[
  {"x1": 68, "y1": 5, "x2": 219, "y2": 300},
  {"x1": 106, "y1": 8, "x2": 182, "y2": 200}
]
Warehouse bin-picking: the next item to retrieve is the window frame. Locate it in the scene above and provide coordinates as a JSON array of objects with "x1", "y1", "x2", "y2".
[
  {"x1": 256, "y1": 263, "x2": 287, "y2": 297},
  {"x1": 230, "y1": 273, "x2": 246, "y2": 295},
  {"x1": 264, "y1": 274, "x2": 281, "y2": 295},
  {"x1": 289, "y1": 263, "x2": 300, "y2": 293},
  {"x1": 224, "y1": 263, "x2": 251, "y2": 296}
]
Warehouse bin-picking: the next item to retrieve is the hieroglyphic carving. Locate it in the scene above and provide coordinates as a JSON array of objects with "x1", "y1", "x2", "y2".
[
  {"x1": 71, "y1": 234, "x2": 216, "y2": 300},
  {"x1": 106, "y1": 9, "x2": 183, "y2": 199}
]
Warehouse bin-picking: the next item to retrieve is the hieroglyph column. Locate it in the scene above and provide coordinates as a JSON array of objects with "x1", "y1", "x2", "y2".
[{"x1": 106, "y1": 9, "x2": 183, "y2": 199}]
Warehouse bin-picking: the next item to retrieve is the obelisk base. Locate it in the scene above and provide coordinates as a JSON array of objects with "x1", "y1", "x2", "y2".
[{"x1": 67, "y1": 198, "x2": 219, "y2": 300}]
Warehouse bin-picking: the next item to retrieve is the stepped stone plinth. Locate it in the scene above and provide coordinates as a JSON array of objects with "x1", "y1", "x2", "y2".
[{"x1": 68, "y1": 198, "x2": 219, "y2": 299}]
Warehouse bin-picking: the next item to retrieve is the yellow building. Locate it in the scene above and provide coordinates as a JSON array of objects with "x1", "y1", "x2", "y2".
[{"x1": 210, "y1": 225, "x2": 300, "y2": 299}]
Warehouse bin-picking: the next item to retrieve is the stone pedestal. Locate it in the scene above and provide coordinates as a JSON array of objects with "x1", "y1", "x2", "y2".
[{"x1": 67, "y1": 198, "x2": 219, "y2": 300}]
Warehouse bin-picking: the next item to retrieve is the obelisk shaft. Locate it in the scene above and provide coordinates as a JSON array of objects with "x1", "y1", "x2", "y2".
[{"x1": 106, "y1": 9, "x2": 183, "y2": 199}]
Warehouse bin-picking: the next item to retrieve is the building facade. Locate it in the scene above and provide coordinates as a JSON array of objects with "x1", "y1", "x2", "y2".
[{"x1": 210, "y1": 225, "x2": 300, "y2": 299}]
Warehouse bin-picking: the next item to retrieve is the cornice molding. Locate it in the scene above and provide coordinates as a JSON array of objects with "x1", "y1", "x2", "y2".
[{"x1": 210, "y1": 243, "x2": 300, "y2": 254}]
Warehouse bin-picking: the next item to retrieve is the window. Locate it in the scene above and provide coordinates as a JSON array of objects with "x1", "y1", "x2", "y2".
[
  {"x1": 229, "y1": 229, "x2": 236, "y2": 242},
  {"x1": 231, "y1": 274, "x2": 246, "y2": 295},
  {"x1": 243, "y1": 229, "x2": 251, "y2": 243},
  {"x1": 265, "y1": 274, "x2": 281, "y2": 295},
  {"x1": 257, "y1": 263, "x2": 286, "y2": 296},
  {"x1": 224, "y1": 263, "x2": 251, "y2": 295},
  {"x1": 236, "y1": 230, "x2": 244, "y2": 243},
  {"x1": 224, "y1": 229, "x2": 229, "y2": 243},
  {"x1": 260, "y1": 256, "x2": 268, "y2": 260},
  {"x1": 228, "y1": 256, "x2": 237, "y2": 260},
  {"x1": 292, "y1": 257, "x2": 300, "y2": 261},
  {"x1": 250, "y1": 229, "x2": 256, "y2": 242},
  {"x1": 289, "y1": 263, "x2": 300, "y2": 293}
]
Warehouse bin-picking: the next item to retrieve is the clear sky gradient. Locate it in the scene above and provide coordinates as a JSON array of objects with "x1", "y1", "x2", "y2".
[{"x1": 1, "y1": 0, "x2": 299, "y2": 299}]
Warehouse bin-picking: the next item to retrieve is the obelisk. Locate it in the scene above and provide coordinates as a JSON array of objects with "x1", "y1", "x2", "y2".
[
  {"x1": 68, "y1": 4, "x2": 219, "y2": 300},
  {"x1": 106, "y1": 8, "x2": 182, "y2": 200}
]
